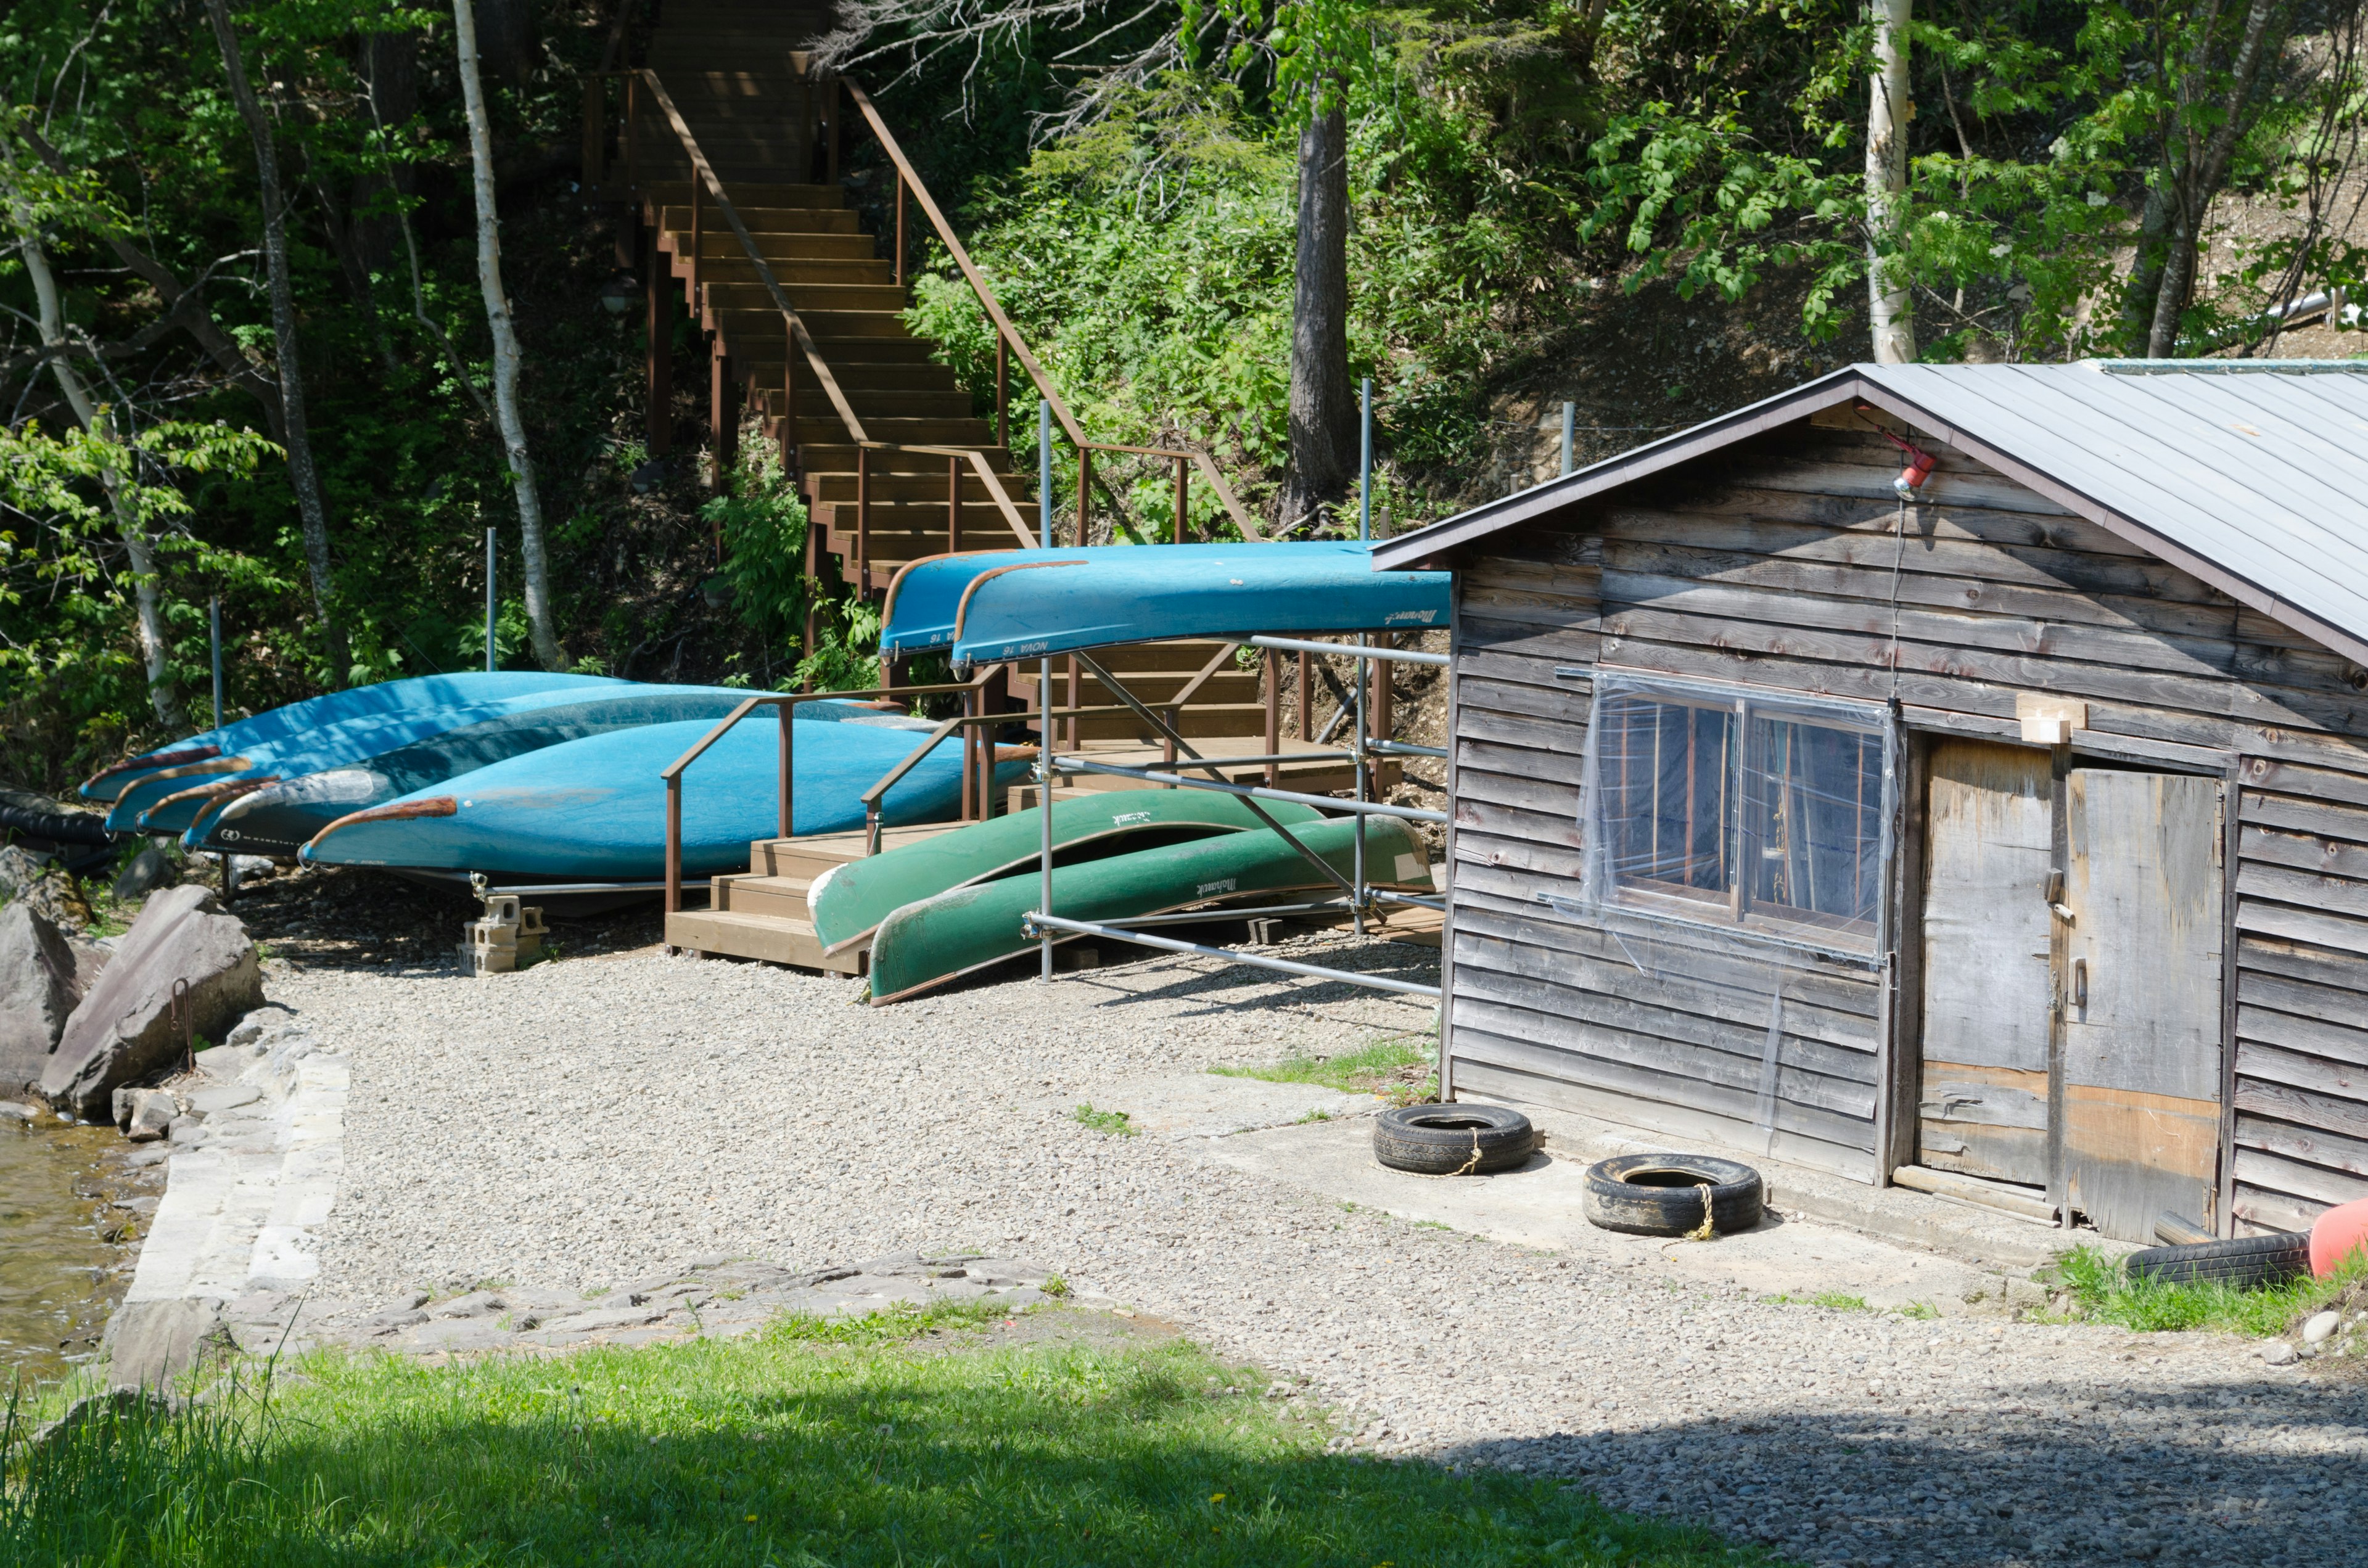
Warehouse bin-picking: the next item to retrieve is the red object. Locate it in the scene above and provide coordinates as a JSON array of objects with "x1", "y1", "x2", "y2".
[
  {"x1": 1894, "y1": 450, "x2": 1938, "y2": 493},
  {"x1": 2310, "y1": 1196, "x2": 2368, "y2": 1276}
]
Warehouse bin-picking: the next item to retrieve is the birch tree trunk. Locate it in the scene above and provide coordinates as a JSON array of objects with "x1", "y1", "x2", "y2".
[
  {"x1": 1865, "y1": 0, "x2": 1917, "y2": 364},
  {"x1": 9, "y1": 204, "x2": 186, "y2": 729},
  {"x1": 454, "y1": 0, "x2": 564, "y2": 670},
  {"x1": 203, "y1": 0, "x2": 349, "y2": 684},
  {"x1": 1280, "y1": 101, "x2": 1355, "y2": 530}
]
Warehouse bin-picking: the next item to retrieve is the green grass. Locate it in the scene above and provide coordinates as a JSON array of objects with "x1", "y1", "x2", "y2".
[
  {"x1": 0, "y1": 1310, "x2": 1781, "y2": 1566},
  {"x1": 1894, "y1": 1301, "x2": 1941, "y2": 1322},
  {"x1": 2039, "y1": 1244, "x2": 2367, "y2": 1336},
  {"x1": 1760, "y1": 1291, "x2": 1870, "y2": 1312},
  {"x1": 1072, "y1": 1104, "x2": 1138, "y2": 1136},
  {"x1": 1209, "y1": 1032, "x2": 1439, "y2": 1104}
]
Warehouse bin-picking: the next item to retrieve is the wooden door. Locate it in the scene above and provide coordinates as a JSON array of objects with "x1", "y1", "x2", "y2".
[
  {"x1": 2062, "y1": 768, "x2": 2224, "y2": 1241},
  {"x1": 1918, "y1": 741, "x2": 2055, "y2": 1187}
]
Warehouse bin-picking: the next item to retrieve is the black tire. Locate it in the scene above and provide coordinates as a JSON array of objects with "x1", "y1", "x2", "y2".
[
  {"x1": 1582, "y1": 1153, "x2": 1765, "y2": 1237},
  {"x1": 2124, "y1": 1231, "x2": 2309, "y2": 1289},
  {"x1": 1373, "y1": 1104, "x2": 1536, "y2": 1176}
]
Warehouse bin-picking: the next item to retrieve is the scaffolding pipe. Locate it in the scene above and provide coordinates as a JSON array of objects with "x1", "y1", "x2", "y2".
[
  {"x1": 1022, "y1": 913, "x2": 1441, "y2": 999},
  {"x1": 1561, "y1": 400, "x2": 1576, "y2": 475},
  {"x1": 1049, "y1": 755, "x2": 1445, "y2": 824},
  {"x1": 1359, "y1": 376, "x2": 1373, "y2": 541},
  {"x1": 1246, "y1": 634, "x2": 1447, "y2": 667},
  {"x1": 1038, "y1": 653, "x2": 1053, "y2": 983}
]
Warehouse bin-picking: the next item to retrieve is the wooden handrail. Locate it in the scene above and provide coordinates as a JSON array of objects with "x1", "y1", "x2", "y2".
[{"x1": 630, "y1": 70, "x2": 871, "y2": 446}]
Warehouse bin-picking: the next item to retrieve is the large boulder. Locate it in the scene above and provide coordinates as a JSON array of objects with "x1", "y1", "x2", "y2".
[
  {"x1": 39, "y1": 884, "x2": 261, "y2": 1120},
  {"x1": 0, "y1": 900, "x2": 82, "y2": 1094}
]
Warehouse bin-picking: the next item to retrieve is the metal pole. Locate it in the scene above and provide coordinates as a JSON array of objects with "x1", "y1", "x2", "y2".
[
  {"x1": 1560, "y1": 400, "x2": 1576, "y2": 475},
  {"x1": 1359, "y1": 377, "x2": 1373, "y2": 541},
  {"x1": 484, "y1": 528, "x2": 496, "y2": 671},
  {"x1": 1354, "y1": 633, "x2": 1368, "y2": 937},
  {"x1": 1039, "y1": 654, "x2": 1054, "y2": 982},
  {"x1": 211, "y1": 596, "x2": 232, "y2": 898},
  {"x1": 1038, "y1": 401, "x2": 1053, "y2": 543}
]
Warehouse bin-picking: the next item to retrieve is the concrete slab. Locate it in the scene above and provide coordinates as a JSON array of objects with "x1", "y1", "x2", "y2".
[
  {"x1": 1196, "y1": 1114, "x2": 2054, "y2": 1315},
  {"x1": 1071, "y1": 1071, "x2": 1375, "y2": 1139}
]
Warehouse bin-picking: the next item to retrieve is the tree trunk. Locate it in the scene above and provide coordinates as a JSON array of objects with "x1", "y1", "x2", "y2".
[
  {"x1": 454, "y1": 0, "x2": 564, "y2": 670},
  {"x1": 1865, "y1": 0, "x2": 1917, "y2": 364},
  {"x1": 4, "y1": 181, "x2": 184, "y2": 728},
  {"x1": 1280, "y1": 103, "x2": 1355, "y2": 530},
  {"x1": 2145, "y1": 0, "x2": 2289, "y2": 357},
  {"x1": 203, "y1": 0, "x2": 349, "y2": 684}
]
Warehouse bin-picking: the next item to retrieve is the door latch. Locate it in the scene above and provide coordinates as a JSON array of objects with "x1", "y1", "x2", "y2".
[
  {"x1": 2045, "y1": 868, "x2": 2075, "y2": 924},
  {"x1": 2071, "y1": 956, "x2": 2088, "y2": 1011}
]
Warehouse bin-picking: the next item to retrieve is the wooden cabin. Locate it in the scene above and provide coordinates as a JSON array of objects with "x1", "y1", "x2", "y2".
[{"x1": 1373, "y1": 361, "x2": 2368, "y2": 1245}]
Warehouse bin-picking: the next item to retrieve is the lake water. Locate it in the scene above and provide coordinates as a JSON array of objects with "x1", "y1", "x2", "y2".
[{"x1": 0, "y1": 1115, "x2": 156, "y2": 1389}]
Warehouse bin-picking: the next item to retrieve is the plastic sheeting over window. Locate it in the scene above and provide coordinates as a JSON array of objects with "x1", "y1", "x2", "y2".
[{"x1": 1579, "y1": 675, "x2": 1897, "y2": 961}]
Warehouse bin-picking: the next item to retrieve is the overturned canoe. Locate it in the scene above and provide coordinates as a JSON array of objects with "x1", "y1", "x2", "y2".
[
  {"x1": 181, "y1": 686, "x2": 897, "y2": 858},
  {"x1": 809, "y1": 790, "x2": 1325, "y2": 955},
  {"x1": 865, "y1": 815, "x2": 1435, "y2": 1004},
  {"x1": 302, "y1": 712, "x2": 1030, "y2": 882},
  {"x1": 80, "y1": 672, "x2": 611, "y2": 804}
]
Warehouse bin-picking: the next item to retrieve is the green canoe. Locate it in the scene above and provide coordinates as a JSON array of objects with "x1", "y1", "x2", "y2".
[
  {"x1": 810, "y1": 790, "x2": 1325, "y2": 955},
  {"x1": 865, "y1": 815, "x2": 1435, "y2": 1004}
]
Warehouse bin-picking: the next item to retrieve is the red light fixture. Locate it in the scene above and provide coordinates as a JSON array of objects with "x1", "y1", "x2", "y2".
[{"x1": 1857, "y1": 404, "x2": 1937, "y2": 496}]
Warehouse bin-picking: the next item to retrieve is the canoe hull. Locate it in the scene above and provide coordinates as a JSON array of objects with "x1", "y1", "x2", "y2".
[{"x1": 866, "y1": 815, "x2": 1434, "y2": 1003}]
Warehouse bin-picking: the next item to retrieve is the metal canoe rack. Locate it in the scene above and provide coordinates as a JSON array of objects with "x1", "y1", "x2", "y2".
[{"x1": 1018, "y1": 636, "x2": 1450, "y2": 1001}]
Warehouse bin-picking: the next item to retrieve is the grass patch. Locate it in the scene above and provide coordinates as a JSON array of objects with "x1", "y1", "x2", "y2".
[
  {"x1": 1894, "y1": 1301, "x2": 1941, "y2": 1321},
  {"x1": 1073, "y1": 1104, "x2": 1138, "y2": 1137},
  {"x1": 1762, "y1": 1291, "x2": 1870, "y2": 1312},
  {"x1": 1210, "y1": 1031, "x2": 1438, "y2": 1104},
  {"x1": 0, "y1": 1313, "x2": 1777, "y2": 1566},
  {"x1": 2039, "y1": 1244, "x2": 2367, "y2": 1336}
]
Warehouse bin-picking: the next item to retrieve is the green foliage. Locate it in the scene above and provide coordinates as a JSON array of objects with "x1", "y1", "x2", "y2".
[
  {"x1": 2040, "y1": 1243, "x2": 2367, "y2": 1337},
  {"x1": 0, "y1": 1325, "x2": 1773, "y2": 1565},
  {"x1": 705, "y1": 447, "x2": 812, "y2": 648},
  {"x1": 1073, "y1": 1103, "x2": 1140, "y2": 1136}
]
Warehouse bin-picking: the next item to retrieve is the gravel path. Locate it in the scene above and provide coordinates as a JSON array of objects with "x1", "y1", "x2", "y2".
[{"x1": 273, "y1": 941, "x2": 2364, "y2": 1568}]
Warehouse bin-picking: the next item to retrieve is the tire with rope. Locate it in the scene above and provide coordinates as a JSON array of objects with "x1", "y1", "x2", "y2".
[
  {"x1": 1581, "y1": 1153, "x2": 1765, "y2": 1238},
  {"x1": 1373, "y1": 1104, "x2": 1536, "y2": 1176}
]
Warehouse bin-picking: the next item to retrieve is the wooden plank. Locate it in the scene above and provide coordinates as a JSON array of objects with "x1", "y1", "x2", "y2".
[
  {"x1": 1453, "y1": 761, "x2": 1581, "y2": 821},
  {"x1": 2237, "y1": 932, "x2": 2368, "y2": 996},
  {"x1": 1452, "y1": 977, "x2": 1880, "y2": 1120},
  {"x1": 1447, "y1": 1017, "x2": 1877, "y2": 1151},
  {"x1": 2233, "y1": 1143, "x2": 2368, "y2": 1209},
  {"x1": 1451, "y1": 824, "x2": 1587, "y2": 882},
  {"x1": 1599, "y1": 535, "x2": 2249, "y2": 643},
  {"x1": 2240, "y1": 758, "x2": 2368, "y2": 813},
  {"x1": 1921, "y1": 740, "x2": 2055, "y2": 1075},
  {"x1": 1918, "y1": 1061, "x2": 2049, "y2": 1188},
  {"x1": 2234, "y1": 898, "x2": 2368, "y2": 958},
  {"x1": 2235, "y1": 1004, "x2": 2368, "y2": 1070},
  {"x1": 2234, "y1": 1038, "x2": 2368, "y2": 1099},
  {"x1": 1458, "y1": 646, "x2": 1599, "y2": 695},
  {"x1": 1454, "y1": 926, "x2": 1879, "y2": 1062},
  {"x1": 2235, "y1": 967, "x2": 2368, "y2": 1028},
  {"x1": 2240, "y1": 789, "x2": 2368, "y2": 844},
  {"x1": 2237, "y1": 861, "x2": 2368, "y2": 921},
  {"x1": 1452, "y1": 900, "x2": 1881, "y2": 1016},
  {"x1": 1454, "y1": 673, "x2": 1595, "y2": 726},
  {"x1": 1601, "y1": 569, "x2": 2248, "y2": 685},
  {"x1": 1449, "y1": 1056, "x2": 1878, "y2": 1183},
  {"x1": 1455, "y1": 734, "x2": 1585, "y2": 784},
  {"x1": 2232, "y1": 1182, "x2": 2329, "y2": 1233},
  {"x1": 2234, "y1": 1078, "x2": 2368, "y2": 1143},
  {"x1": 2234, "y1": 1111, "x2": 2368, "y2": 1181},
  {"x1": 2063, "y1": 1083, "x2": 2221, "y2": 1244},
  {"x1": 1465, "y1": 557, "x2": 1605, "y2": 604},
  {"x1": 1460, "y1": 611, "x2": 1604, "y2": 663},
  {"x1": 2240, "y1": 825, "x2": 2368, "y2": 882},
  {"x1": 1457, "y1": 706, "x2": 1590, "y2": 758}
]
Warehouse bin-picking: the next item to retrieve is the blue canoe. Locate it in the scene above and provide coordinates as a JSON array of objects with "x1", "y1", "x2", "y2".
[
  {"x1": 181, "y1": 683, "x2": 833, "y2": 857},
  {"x1": 878, "y1": 540, "x2": 1452, "y2": 665},
  {"x1": 300, "y1": 712, "x2": 1032, "y2": 881},
  {"x1": 109, "y1": 692, "x2": 644, "y2": 837},
  {"x1": 81, "y1": 673, "x2": 613, "y2": 804}
]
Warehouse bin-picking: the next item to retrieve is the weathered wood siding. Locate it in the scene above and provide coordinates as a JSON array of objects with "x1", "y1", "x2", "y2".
[{"x1": 1445, "y1": 420, "x2": 2368, "y2": 1227}]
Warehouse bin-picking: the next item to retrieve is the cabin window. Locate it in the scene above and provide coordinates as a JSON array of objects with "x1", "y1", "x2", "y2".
[{"x1": 1584, "y1": 679, "x2": 1893, "y2": 953}]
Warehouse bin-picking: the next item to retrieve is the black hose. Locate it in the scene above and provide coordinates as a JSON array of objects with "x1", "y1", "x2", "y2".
[{"x1": 0, "y1": 803, "x2": 117, "y2": 847}]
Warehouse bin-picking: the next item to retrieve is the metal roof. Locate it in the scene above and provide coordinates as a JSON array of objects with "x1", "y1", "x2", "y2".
[{"x1": 1370, "y1": 360, "x2": 2368, "y2": 668}]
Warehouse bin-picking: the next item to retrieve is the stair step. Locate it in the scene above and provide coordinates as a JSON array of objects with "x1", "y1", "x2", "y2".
[
  {"x1": 804, "y1": 449, "x2": 1017, "y2": 482},
  {"x1": 656, "y1": 207, "x2": 861, "y2": 237},
  {"x1": 664, "y1": 908, "x2": 865, "y2": 974},
  {"x1": 682, "y1": 257, "x2": 896, "y2": 286},
  {"x1": 713, "y1": 871, "x2": 815, "y2": 921},
  {"x1": 644, "y1": 181, "x2": 844, "y2": 208}
]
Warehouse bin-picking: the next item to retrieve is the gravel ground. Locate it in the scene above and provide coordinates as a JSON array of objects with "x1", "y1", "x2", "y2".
[{"x1": 269, "y1": 936, "x2": 2364, "y2": 1568}]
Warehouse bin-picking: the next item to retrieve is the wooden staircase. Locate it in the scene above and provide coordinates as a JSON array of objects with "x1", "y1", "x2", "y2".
[{"x1": 594, "y1": 5, "x2": 1400, "y2": 972}]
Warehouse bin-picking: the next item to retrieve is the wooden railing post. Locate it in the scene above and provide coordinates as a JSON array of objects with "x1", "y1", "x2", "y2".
[
  {"x1": 801, "y1": 512, "x2": 817, "y2": 685},
  {"x1": 855, "y1": 444, "x2": 871, "y2": 589},
  {"x1": 826, "y1": 74, "x2": 839, "y2": 184},
  {"x1": 947, "y1": 454, "x2": 962, "y2": 555},
  {"x1": 644, "y1": 222, "x2": 670, "y2": 456},
  {"x1": 778, "y1": 700, "x2": 794, "y2": 840},
  {"x1": 781, "y1": 321, "x2": 799, "y2": 476},
  {"x1": 625, "y1": 73, "x2": 638, "y2": 188},
  {"x1": 960, "y1": 687, "x2": 976, "y2": 821},
  {"x1": 1075, "y1": 446, "x2": 1090, "y2": 548},
  {"x1": 894, "y1": 173, "x2": 906, "y2": 289},
  {"x1": 1264, "y1": 649, "x2": 1280, "y2": 788},
  {"x1": 1297, "y1": 649, "x2": 1311, "y2": 741},
  {"x1": 665, "y1": 776, "x2": 683, "y2": 915},
  {"x1": 995, "y1": 335, "x2": 1008, "y2": 448},
  {"x1": 1172, "y1": 456, "x2": 1186, "y2": 544}
]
